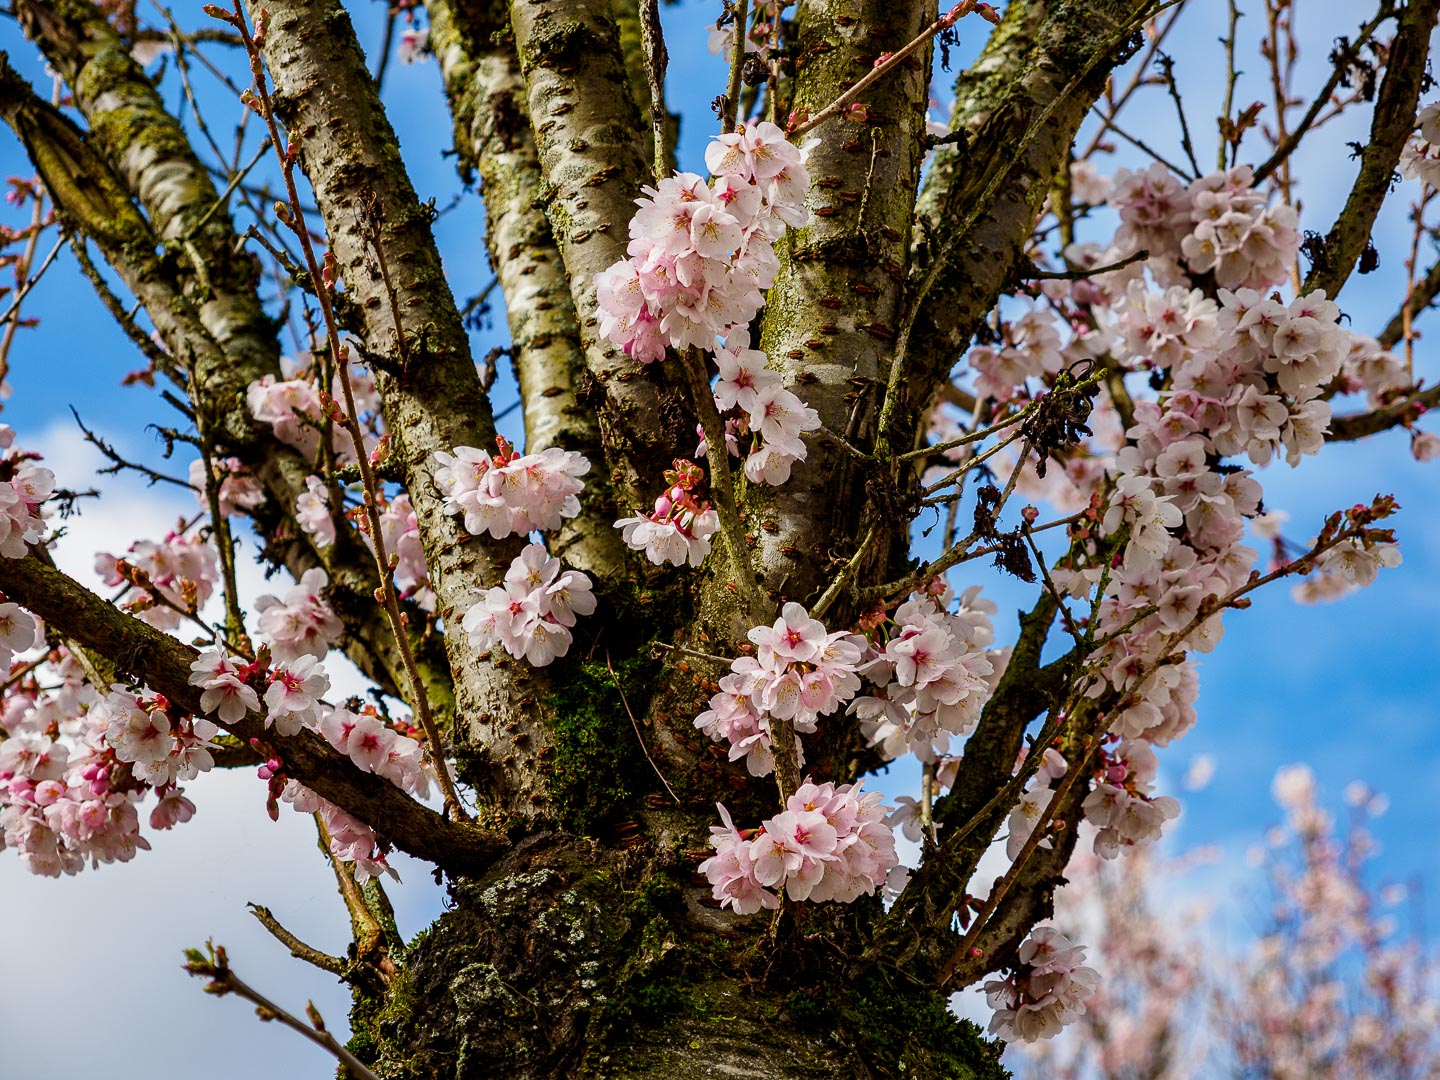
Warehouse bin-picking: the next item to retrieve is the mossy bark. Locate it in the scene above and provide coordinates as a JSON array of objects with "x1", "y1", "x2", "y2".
[{"x1": 354, "y1": 835, "x2": 1011, "y2": 1080}]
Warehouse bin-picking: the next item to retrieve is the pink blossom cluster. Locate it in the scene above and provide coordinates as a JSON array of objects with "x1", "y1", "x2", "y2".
[
  {"x1": 279, "y1": 780, "x2": 398, "y2": 884},
  {"x1": 595, "y1": 122, "x2": 822, "y2": 499},
  {"x1": 102, "y1": 684, "x2": 220, "y2": 786},
  {"x1": 1, "y1": 727, "x2": 150, "y2": 876},
  {"x1": 1005, "y1": 748, "x2": 1068, "y2": 860},
  {"x1": 1109, "y1": 163, "x2": 1298, "y2": 291},
  {"x1": 1338, "y1": 333, "x2": 1412, "y2": 407},
  {"x1": 1230, "y1": 770, "x2": 1439, "y2": 1074},
  {"x1": 699, "y1": 777, "x2": 901, "y2": 913},
  {"x1": 0, "y1": 430, "x2": 53, "y2": 557},
  {"x1": 254, "y1": 567, "x2": 344, "y2": 662},
  {"x1": 273, "y1": 704, "x2": 437, "y2": 884},
  {"x1": 984, "y1": 925, "x2": 1101, "y2": 1043},
  {"x1": 1081, "y1": 739, "x2": 1180, "y2": 859},
  {"x1": 693, "y1": 601, "x2": 862, "y2": 776},
  {"x1": 432, "y1": 436, "x2": 589, "y2": 539},
  {"x1": 189, "y1": 456, "x2": 264, "y2": 518},
  {"x1": 187, "y1": 648, "x2": 262, "y2": 723},
  {"x1": 246, "y1": 355, "x2": 382, "y2": 464},
  {"x1": 1019, "y1": 771, "x2": 1440, "y2": 1075},
  {"x1": 96, "y1": 525, "x2": 219, "y2": 631},
  {"x1": 185, "y1": 634, "x2": 433, "y2": 884},
  {"x1": 847, "y1": 587, "x2": 1001, "y2": 762},
  {"x1": 1011, "y1": 841, "x2": 1214, "y2": 1076},
  {"x1": 1291, "y1": 535, "x2": 1403, "y2": 603},
  {"x1": 317, "y1": 705, "x2": 432, "y2": 799},
  {"x1": 969, "y1": 307, "x2": 1065, "y2": 403},
  {"x1": 944, "y1": 165, "x2": 1402, "y2": 894},
  {"x1": 710, "y1": 329, "x2": 821, "y2": 486},
  {"x1": 461, "y1": 543, "x2": 596, "y2": 667},
  {"x1": 0, "y1": 600, "x2": 37, "y2": 673},
  {"x1": 614, "y1": 458, "x2": 720, "y2": 567},
  {"x1": 295, "y1": 474, "x2": 336, "y2": 547},
  {"x1": 0, "y1": 648, "x2": 210, "y2": 877},
  {"x1": 374, "y1": 493, "x2": 432, "y2": 608},
  {"x1": 595, "y1": 121, "x2": 808, "y2": 361},
  {"x1": 896, "y1": 161, "x2": 1419, "y2": 1044},
  {"x1": 263, "y1": 655, "x2": 330, "y2": 736}
]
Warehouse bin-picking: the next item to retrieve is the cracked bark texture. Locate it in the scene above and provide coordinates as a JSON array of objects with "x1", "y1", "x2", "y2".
[
  {"x1": 745, "y1": 0, "x2": 934, "y2": 612},
  {"x1": 906, "y1": 0, "x2": 1160, "y2": 403}
]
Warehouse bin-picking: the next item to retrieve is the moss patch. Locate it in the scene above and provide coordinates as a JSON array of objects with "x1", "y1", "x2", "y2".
[{"x1": 543, "y1": 649, "x2": 654, "y2": 834}]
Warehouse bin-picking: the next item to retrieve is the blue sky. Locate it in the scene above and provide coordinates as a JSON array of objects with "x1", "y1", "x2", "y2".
[{"x1": 0, "y1": 1, "x2": 1437, "y2": 1076}]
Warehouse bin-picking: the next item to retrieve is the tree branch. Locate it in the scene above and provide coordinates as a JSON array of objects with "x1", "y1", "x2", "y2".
[
  {"x1": 507, "y1": 0, "x2": 693, "y2": 514},
  {"x1": 251, "y1": 0, "x2": 559, "y2": 818},
  {"x1": 426, "y1": 0, "x2": 627, "y2": 580},
  {"x1": 0, "y1": 552, "x2": 505, "y2": 872},
  {"x1": 3, "y1": 6, "x2": 450, "y2": 711},
  {"x1": 1300, "y1": 0, "x2": 1440, "y2": 298},
  {"x1": 905, "y1": 0, "x2": 1160, "y2": 418}
]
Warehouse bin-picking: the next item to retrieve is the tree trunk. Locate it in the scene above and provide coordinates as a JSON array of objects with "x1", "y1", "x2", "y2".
[{"x1": 352, "y1": 832, "x2": 1008, "y2": 1079}]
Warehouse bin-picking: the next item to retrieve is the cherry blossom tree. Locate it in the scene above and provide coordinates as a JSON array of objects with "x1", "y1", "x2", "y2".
[{"x1": 0, "y1": 0, "x2": 1437, "y2": 1074}]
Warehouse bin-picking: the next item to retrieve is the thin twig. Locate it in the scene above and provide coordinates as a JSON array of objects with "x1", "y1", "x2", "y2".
[
  {"x1": 899, "y1": 404, "x2": 1031, "y2": 462},
  {"x1": 222, "y1": 0, "x2": 470, "y2": 822},
  {"x1": 1251, "y1": 2, "x2": 1394, "y2": 185},
  {"x1": 1219, "y1": 0, "x2": 1242, "y2": 169},
  {"x1": 605, "y1": 648, "x2": 679, "y2": 803},
  {"x1": 247, "y1": 903, "x2": 348, "y2": 977},
  {"x1": 650, "y1": 640, "x2": 735, "y2": 666},
  {"x1": 1021, "y1": 523, "x2": 1085, "y2": 652},
  {"x1": 810, "y1": 524, "x2": 876, "y2": 621},
  {"x1": 182, "y1": 137, "x2": 272, "y2": 244},
  {"x1": 936, "y1": 730, "x2": 1102, "y2": 987},
  {"x1": 1090, "y1": 109, "x2": 1195, "y2": 180},
  {"x1": 790, "y1": 2, "x2": 978, "y2": 136},
  {"x1": 921, "y1": 428, "x2": 1027, "y2": 497},
  {"x1": 1155, "y1": 53, "x2": 1200, "y2": 177},
  {"x1": 1024, "y1": 247, "x2": 1150, "y2": 282},
  {"x1": 0, "y1": 224, "x2": 63, "y2": 339},
  {"x1": 1078, "y1": 0, "x2": 1187, "y2": 161},
  {"x1": 191, "y1": 394, "x2": 249, "y2": 645},
  {"x1": 70, "y1": 408, "x2": 193, "y2": 490},
  {"x1": 183, "y1": 942, "x2": 381, "y2": 1080}
]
